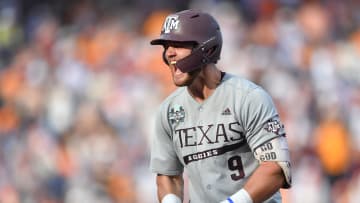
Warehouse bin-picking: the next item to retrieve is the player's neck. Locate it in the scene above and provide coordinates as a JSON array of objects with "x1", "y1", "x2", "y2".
[{"x1": 187, "y1": 64, "x2": 222, "y2": 103}]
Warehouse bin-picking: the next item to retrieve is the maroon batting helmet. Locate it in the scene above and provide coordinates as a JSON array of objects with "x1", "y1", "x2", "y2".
[{"x1": 150, "y1": 9, "x2": 222, "y2": 72}]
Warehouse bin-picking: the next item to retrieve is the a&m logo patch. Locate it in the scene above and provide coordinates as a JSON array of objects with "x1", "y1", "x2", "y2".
[
  {"x1": 162, "y1": 15, "x2": 179, "y2": 34},
  {"x1": 264, "y1": 119, "x2": 284, "y2": 135},
  {"x1": 168, "y1": 104, "x2": 185, "y2": 124}
]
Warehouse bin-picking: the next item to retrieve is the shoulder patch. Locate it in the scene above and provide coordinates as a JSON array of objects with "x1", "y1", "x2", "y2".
[
  {"x1": 263, "y1": 119, "x2": 284, "y2": 135},
  {"x1": 168, "y1": 104, "x2": 185, "y2": 124}
]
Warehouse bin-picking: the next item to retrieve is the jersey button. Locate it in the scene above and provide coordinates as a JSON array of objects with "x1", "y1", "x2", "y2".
[
  {"x1": 199, "y1": 107, "x2": 203, "y2": 111},
  {"x1": 206, "y1": 184, "x2": 212, "y2": 190}
]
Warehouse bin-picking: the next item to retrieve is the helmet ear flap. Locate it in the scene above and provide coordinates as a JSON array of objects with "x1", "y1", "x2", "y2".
[
  {"x1": 204, "y1": 44, "x2": 220, "y2": 64},
  {"x1": 174, "y1": 36, "x2": 221, "y2": 72}
]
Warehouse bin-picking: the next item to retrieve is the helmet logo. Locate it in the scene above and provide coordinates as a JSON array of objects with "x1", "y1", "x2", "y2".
[{"x1": 162, "y1": 15, "x2": 179, "y2": 34}]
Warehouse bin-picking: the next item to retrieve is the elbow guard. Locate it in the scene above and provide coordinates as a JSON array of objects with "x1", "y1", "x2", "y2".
[{"x1": 254, "y1": 136, "x2": 292, "y2": 188}]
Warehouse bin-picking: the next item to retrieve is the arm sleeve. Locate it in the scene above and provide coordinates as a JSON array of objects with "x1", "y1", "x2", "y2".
[
  {"x1": 150, "y1": 107, "x2": 184, "y2": 175},
  {"x1": 240, "y1": 87, "x2": 286, "y2": 150}
]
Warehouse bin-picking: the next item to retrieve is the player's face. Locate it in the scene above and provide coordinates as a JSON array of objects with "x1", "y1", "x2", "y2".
[{"x1": 164, "y1": 42, "x2": 199, "y2": 87}]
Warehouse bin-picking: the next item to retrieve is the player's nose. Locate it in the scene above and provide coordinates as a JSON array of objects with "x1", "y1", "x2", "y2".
[
  {"x1": 166, "y1": 46, "x2": 177, "y2": 60},
  {"x1": 166, "y1": 46, "x2": 176, "y2": 54}
]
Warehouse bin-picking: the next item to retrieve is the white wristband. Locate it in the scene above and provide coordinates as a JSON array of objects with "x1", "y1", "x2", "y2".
[
  {"x1": 220, "y1": 189, "x2": 253, "y2": 203},
  {"x1": 161, "y1": 194, "x2": 182, "y2": 203}
]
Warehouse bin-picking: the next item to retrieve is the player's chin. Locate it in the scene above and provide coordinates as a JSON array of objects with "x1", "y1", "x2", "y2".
[
  {"x1": 173, "y1": 76, "x2": 192, "y2": 87},
  {"x1": 172, "y1": 68, "x2": 199, "y2": 86},
  {"x1": 173, "y1": 79, "x2": 189, "y2": 87}
]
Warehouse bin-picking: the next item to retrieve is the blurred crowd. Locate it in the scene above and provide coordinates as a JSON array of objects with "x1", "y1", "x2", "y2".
[{"x1": 0, "y1": 0, "x2": 360, "y2": 203}]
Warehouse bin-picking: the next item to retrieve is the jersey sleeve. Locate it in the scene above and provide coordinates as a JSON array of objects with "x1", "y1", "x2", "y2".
[
  {"x1": 150, "y1": 106, "x2": 184, "y2": 175},
  {"x1": 240, "y1": 87, "x2": 286, "y2": 150}
]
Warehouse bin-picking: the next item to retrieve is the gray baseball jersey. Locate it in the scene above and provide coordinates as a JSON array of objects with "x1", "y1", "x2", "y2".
[{"x1": 150, "y1": 73, "x2": 286, "y2": 203}]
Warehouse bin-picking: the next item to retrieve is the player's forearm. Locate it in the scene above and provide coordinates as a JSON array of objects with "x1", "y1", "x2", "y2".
[
  {"x1": 156, "y1": 174, "x2": 184, "y2": 202},
  {"x1": 243, "y1": 162, "x2": 285, "y2": 203}
]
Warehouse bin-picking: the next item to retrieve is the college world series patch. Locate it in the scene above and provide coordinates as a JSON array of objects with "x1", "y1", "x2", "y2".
[{"x1": 168, "y1": 104, "x2": 185, "y2": 124}]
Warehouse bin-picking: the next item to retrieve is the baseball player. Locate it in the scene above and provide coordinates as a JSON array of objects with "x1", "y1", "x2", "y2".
[{"x1": 149, "y1": 9, "x2": 292, "y2": 203}]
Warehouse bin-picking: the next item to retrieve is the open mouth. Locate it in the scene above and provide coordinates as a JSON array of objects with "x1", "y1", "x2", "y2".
[{"x1": 170, "y1": 61, "x2": 184, "y2": 75}]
